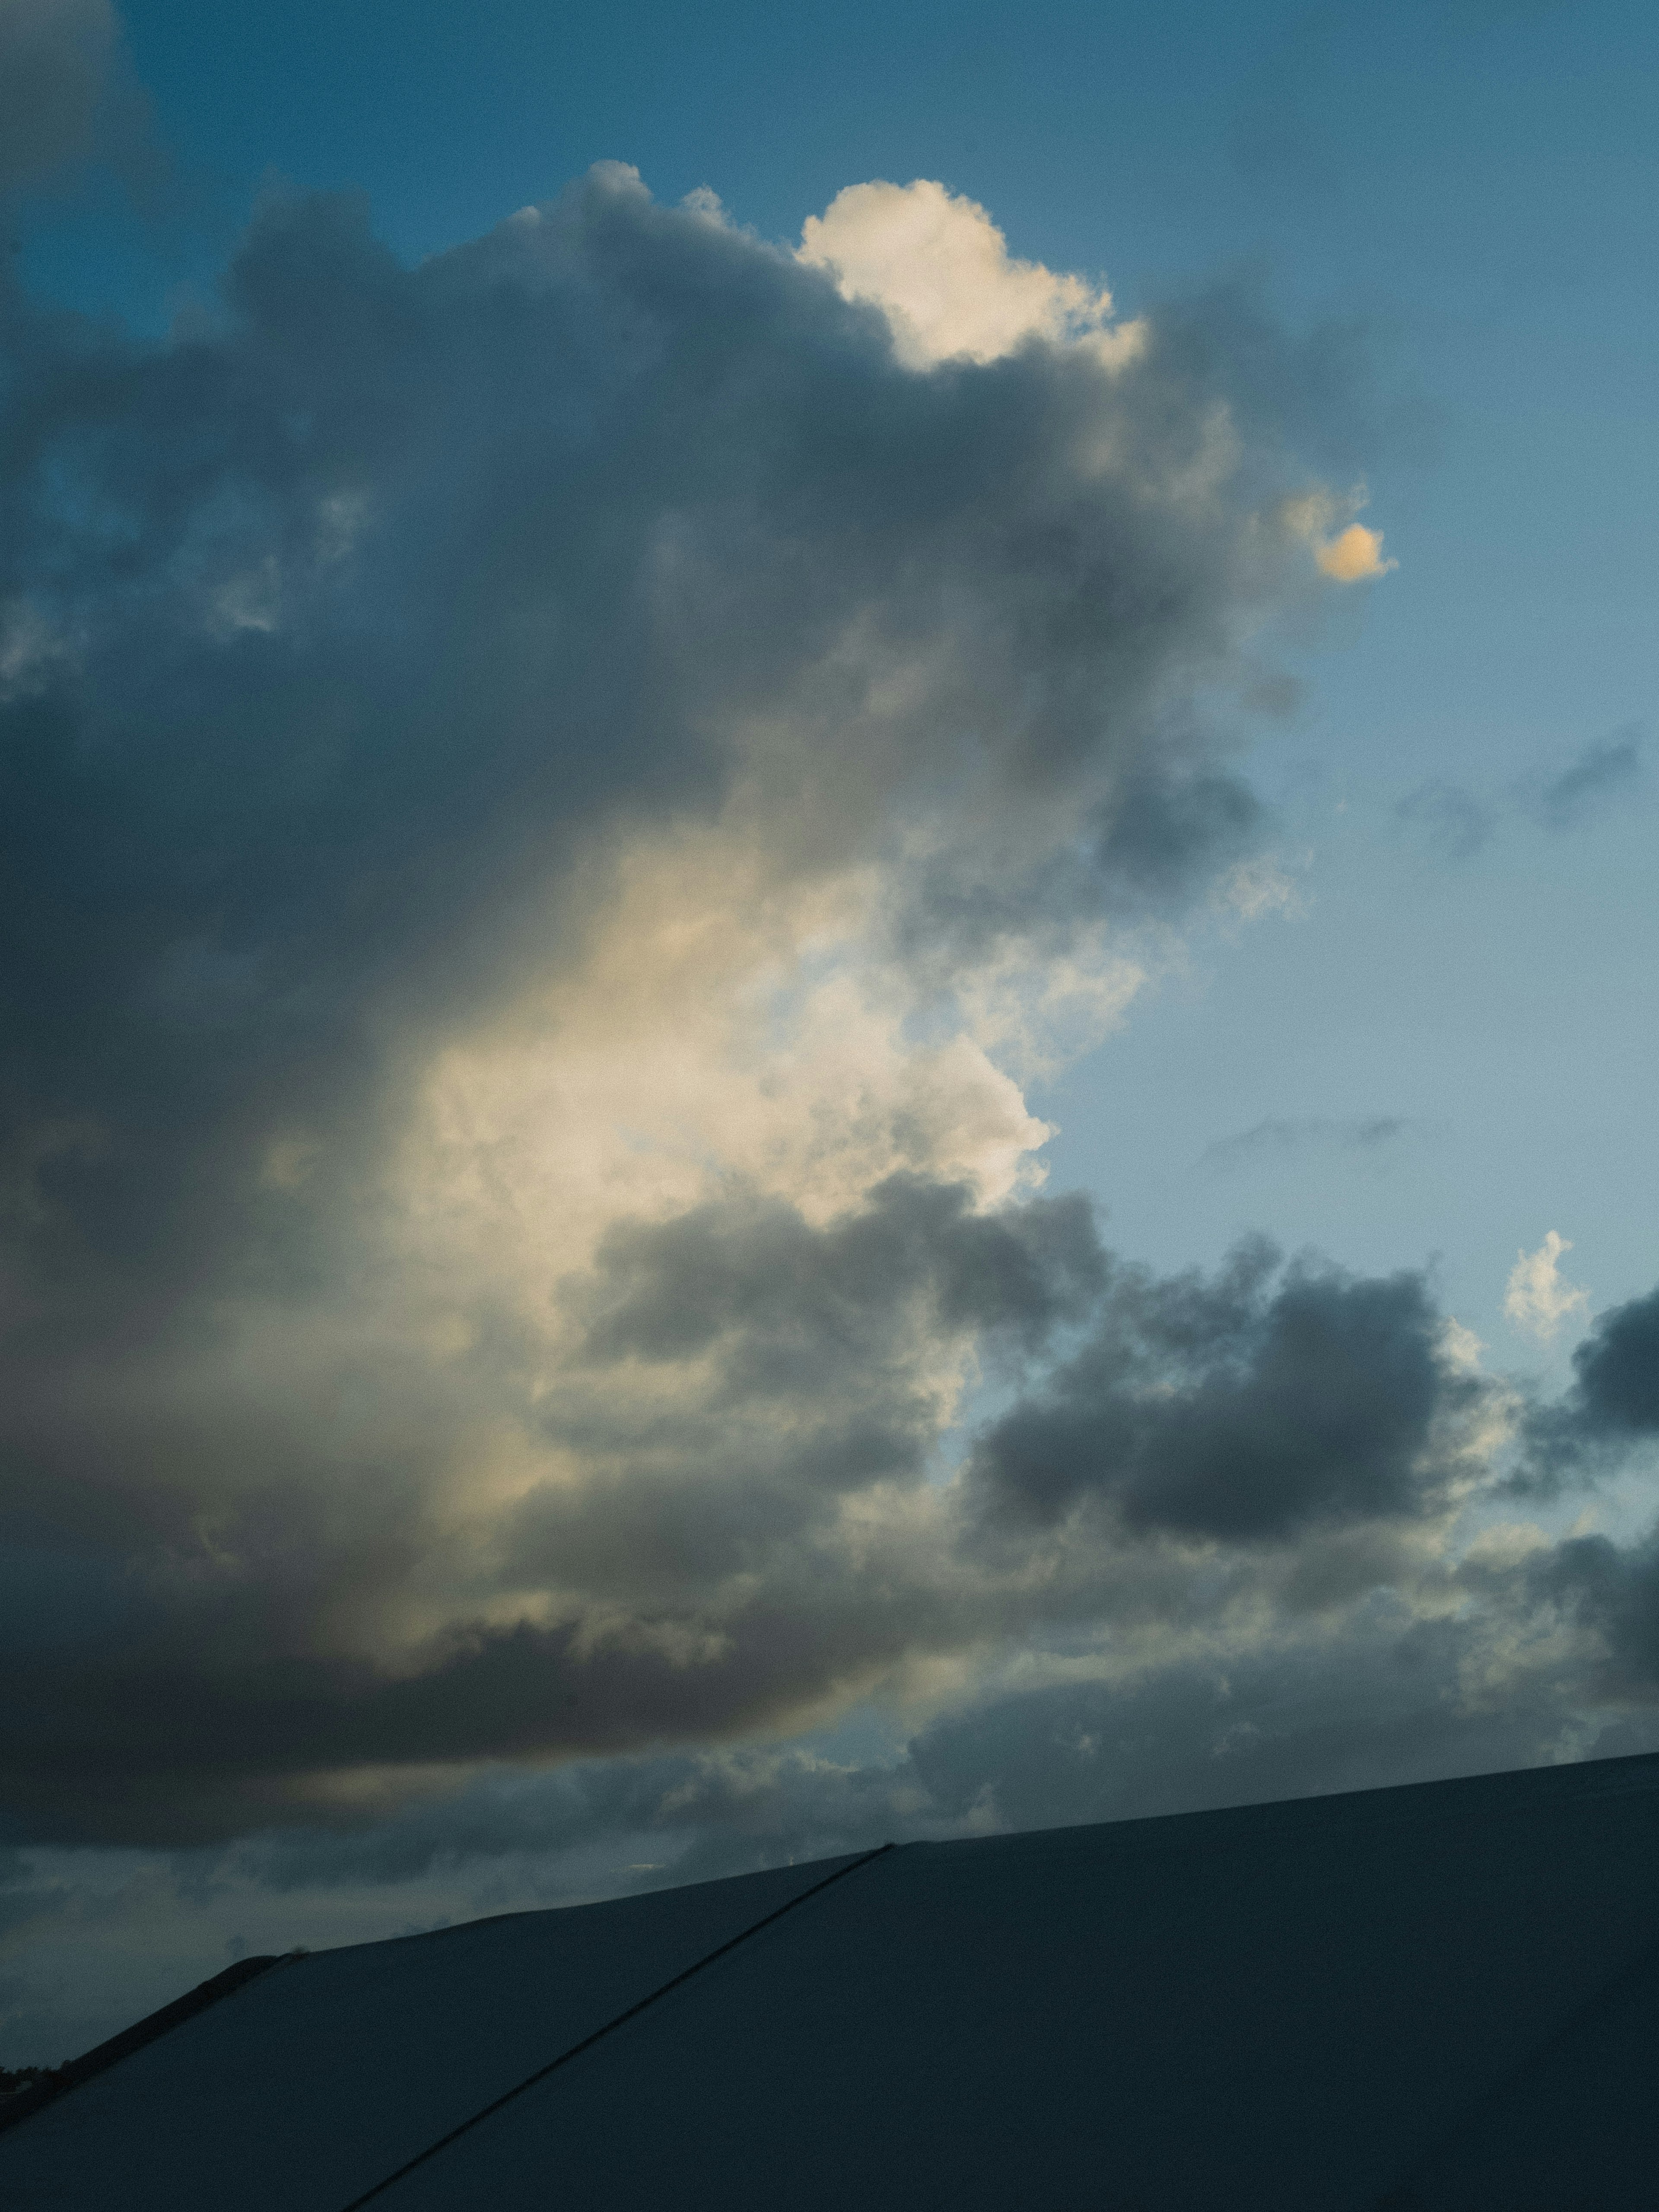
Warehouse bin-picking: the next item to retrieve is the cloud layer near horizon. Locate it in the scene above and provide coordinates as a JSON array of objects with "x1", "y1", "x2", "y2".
[{"x1": 1, "y1": 45, "x2": 1657, "y2": 2055}]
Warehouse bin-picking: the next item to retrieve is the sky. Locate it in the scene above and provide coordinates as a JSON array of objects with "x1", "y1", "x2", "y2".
[{"x1": 0, "y1": 0, "x2": 1655, "y2": 2061}]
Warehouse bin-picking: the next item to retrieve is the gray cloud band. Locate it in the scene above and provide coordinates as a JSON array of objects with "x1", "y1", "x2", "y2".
[{"x1": 0, "y1": 1162, "x2": 1655, "y2": 1844}]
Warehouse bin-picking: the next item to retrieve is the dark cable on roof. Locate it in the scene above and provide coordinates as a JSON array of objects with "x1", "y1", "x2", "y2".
[{"x1": 337, "y1": 1841, "x2": 899, "y2": 2210}]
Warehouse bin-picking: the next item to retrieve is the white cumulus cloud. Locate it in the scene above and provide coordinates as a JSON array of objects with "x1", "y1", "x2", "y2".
[{"x1": 798, "y1": 177, "x2": 1144, "y2": 370}]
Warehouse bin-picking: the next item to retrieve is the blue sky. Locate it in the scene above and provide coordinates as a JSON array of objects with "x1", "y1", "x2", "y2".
[{"x1": 2, "y1": 0, "x2": 1656, "y2": 2059}]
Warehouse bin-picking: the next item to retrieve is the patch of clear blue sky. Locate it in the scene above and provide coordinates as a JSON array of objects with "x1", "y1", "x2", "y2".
[{"x1": 25, "y1": 0, "x2": 1657, "y2": 1379}]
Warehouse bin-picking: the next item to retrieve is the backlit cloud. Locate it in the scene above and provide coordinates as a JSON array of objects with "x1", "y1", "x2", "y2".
[
  {"x1": 1284, "y1": 486, "x2": 1398, "y2": 583},
  {"x1": 798, "y1": 177, "x2": 1144, "y2": 370},
  {"x1": 1316, "y1": 521, "x2": 1395, "y2": 581},
  {"x1": 4, "y1": 151, "x2": 1659, "y2": 2068},
  {"x1": 0, "y1": 156, "x2": 1405, "y2": 1845}
]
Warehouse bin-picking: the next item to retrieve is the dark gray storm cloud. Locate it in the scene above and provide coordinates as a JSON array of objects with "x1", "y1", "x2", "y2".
[
  {"x1": 1544, "y1": 1526, "x2": 1659, "y2": 1700},
  {"x1": 969, "y1": 1239, "x2": 1479, "y2": 1540},
  {"x1": 583, "y1": 1175, "x2": 1104, "y2": 1373},
  {"x1": 0, "y1": 1173, "x2": 1098, "y2": 1843},
  {"x1": 206, "y1": 1599, "x2": 1659, "y2": 1903},
  {"x1": 0, "y1": 148, "x2": 1373, "y2": 1844},
  {"x1": 3, "y1": 131, "x2": 1656, "y2": 1901},
  {"x1": 1, "y1": 1159, "x2": 1647, "y2": 1850},
  {"x1": 0, "y1": 1178, "x2": 1519, "y2": 1845},
  {"x1": 1517, "y1": 1282, "x2": 1659, "y2": 1494},
  {"x1": 1570, "y1": 1285, "x2": 1659, "y2": 1436}
]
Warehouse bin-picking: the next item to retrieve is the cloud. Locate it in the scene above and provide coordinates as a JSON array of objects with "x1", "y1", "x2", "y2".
[
  {"x1": 1544, "y1": 1524, "x2": 1659, "y2": 1700},
  {"x1": 4, "y1": 105, "x2": 1658, "y2": 2064},
  {"x1": 1284, "y1": 486, "x2": 1398, "y2": 585},
  {"x1": 1529, "y1": 725, "x2": 1643, "y2": 831},
  {"x1": 1395, "y1": 779, "x2": 1497, "y2": 861},
  {"x1": 969, "y1": 1239, "x2": 1491, "y2": 1542},
  {"x1": 582, "y1": 1174, "x2": 1104, "y2": 1373},
  {"x1": 797, "y1": 178, "x2": 1144, "y2": 371},
  {"x1": 1214, "y1": 853, "x2": 1309, "y2": 925},
  {"x1": 1201, "y1": 1116, "x2": 1410, "y2": 1174},
  {"x1": 1514, "y1": 1282, "x2": 1659, "y2": 1497},
  {"x1": 0, "y1": 1179, "x2": 1520, "y2": 1847},
  {"x1": 1399, "y1": 728, "x2": 1646, "y2": 863},
  {"x1": 15, "y1": 1549, "x2": 1656, "y2": 2060},
  {"x1": 16, "y1": 140, "x2": 1651, "y2": 1970},
  {"x1": 1316, "y1": 522, "x2": 1395, "y2": 582},
  {"x1": 902, "y1": 1624, "x2": 1629, "y2": 1836},
  {"x1": 0, "y1": 0, "x2": 116, "y2": 196},
  {"x1": 1570, "y1": 1285, "x2": 1659, "y2": 1437},
  {"x1": 1088, "y1": 770, "x2": 1264, "y2": 916},
  {"x1": 1504, "y1": 1231, "x2": 1589, "y2": 1343}
]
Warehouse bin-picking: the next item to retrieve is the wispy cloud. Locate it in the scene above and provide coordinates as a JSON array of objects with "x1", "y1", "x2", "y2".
[
  {"x1": 1398, "y1": 726, "x2": 1646, "y2": 861},
  {"x1": 1201, "y1": 1115, "x2": 1410, "y2": 1173},
  {"x1": 1504, "y1": 1231, "x2": 1589, "y2": 1342},
  {"x1": 1395, "y1": 779, "x2": 1498, "y2": 861},
  {"x1": 1527, "y1": 725, "x2": 1643, "y2": 831}
]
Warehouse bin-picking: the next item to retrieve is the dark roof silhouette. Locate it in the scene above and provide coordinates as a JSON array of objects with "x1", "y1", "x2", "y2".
[{"x1": 3, "y1": 1750, "x2": 1657, "y2": 2209}]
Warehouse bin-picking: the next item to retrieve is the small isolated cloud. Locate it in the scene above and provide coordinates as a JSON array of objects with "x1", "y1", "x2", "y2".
[
  {"x1": 1202, "y1": 1116, "x2": 1409, "y2": 1174},
  {"x1": 1396, "y1": 779, "x2": 1496, "y2": 862},
  {"x1": 1505, "y1": 1231, "x2": 1589, "y2": 1342},
  {"x1": 798, "y1": 178, "x2": 1143, "y2": 370},
  {"x1": 1283, "y1": 486, "x2": 1397, "y2": 585},
  {"x1": 1529, "y1": 726, "x2": 1643, "y2": 832},
  {"x1": 1316, "y1": 523, "x2": 1395, "y2": 582}
]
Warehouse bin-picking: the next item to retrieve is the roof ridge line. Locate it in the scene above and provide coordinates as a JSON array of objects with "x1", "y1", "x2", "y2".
[{"x1": 0, "y1": 1952, "x2": 292, "y2": 2139}]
